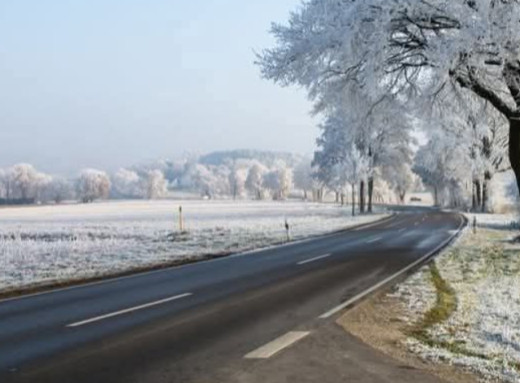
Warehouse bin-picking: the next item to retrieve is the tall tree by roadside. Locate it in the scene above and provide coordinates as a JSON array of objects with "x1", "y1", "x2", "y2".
[{"x1": 257, "y1": 0, "x2": 520, "y2": 198}]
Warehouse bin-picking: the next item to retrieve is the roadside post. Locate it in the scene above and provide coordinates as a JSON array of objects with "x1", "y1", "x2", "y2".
[
  {"x1": 473, "y1": 216, "x2": 477, "y2": 234},
  {"x1": 285, "y1": 219, "x2": 290, "y2": 242},
  {"x1": 179, "y1": 206, "x2": 184, "y2": 232}
]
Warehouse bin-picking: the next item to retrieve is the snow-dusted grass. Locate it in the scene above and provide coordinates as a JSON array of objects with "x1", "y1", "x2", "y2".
[
  {"x1": 0, "y1": 200, "x2": 387, "y2": 294},
  {"x1": 393, "y1": 213, "x2": 520, "y2": 382}
]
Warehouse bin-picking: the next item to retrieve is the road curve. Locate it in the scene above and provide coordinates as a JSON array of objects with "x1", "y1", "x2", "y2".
[{"x1": 0, "y1": 209, "x2": 464, "y2": 383}]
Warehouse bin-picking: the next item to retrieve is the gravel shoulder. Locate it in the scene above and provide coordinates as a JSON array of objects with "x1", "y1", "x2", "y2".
[{"x1": 338, "y1": 290, "x2": 481, "y2": 383}]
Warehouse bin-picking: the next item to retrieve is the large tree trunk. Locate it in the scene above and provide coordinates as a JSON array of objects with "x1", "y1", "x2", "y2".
[
  {"x1": 481, "y1": 172, "x2": 491, "y2": 213},
  {"x1": 510, "y1": 118, "x2": 520, "y2": 198},
  {"x1": 367, "y1": 176, "x2": 374, "y2": 213},
  {"x1": 482, "y1": 173, "x2": 490, "y2": 213},
  {"x1": 351, "y1": 184, "x2": 356, "y2": 217},
  {"x1": 359, "y1": 180, "x2": 365, "y2": 213},
  {"x1": 472, "y1": 182, "x2": 477, "y2": 211},
  {"x1": 474, "y1": 180, "x2": 482, "y2": 209}
]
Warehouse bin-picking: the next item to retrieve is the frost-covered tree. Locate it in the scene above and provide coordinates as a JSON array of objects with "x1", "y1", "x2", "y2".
[
  {"x1": 163, "y1": 160, "x2": 187, "y2": 186},
  {"x1": 414, "y1": 133, "x2": 471, "y2": 208},
  {"x1": 278, "y1": 165, "x2": 293, "y2": 199},
  {"x1": 258, "y1": 0, "x2": 520, "y2": 199},
  {"x1": 10, "y1": 163, "x2": 40, "y2": 200},
  {"x1": 0, "y1": 168, "x2": 14, "y2": 199},
  {"x1": 293, "y1": 158, "x2": 317, "y2": 200},
  {"x1": 144, "y1": 170, "x2": 167, "y2": 199},
  {"x1": 421, "y1": 88, "x2": 509, "y2": 210},
  {"x1": 180, "y1": 163, "x2": 230, "y2": 199},
  {"x1": 383, "y1": 163, "x2": 414, "y2": 203},
  {"x1": 76, "y1": 169, "x2": 111, "y2": 203},
  {"x1": 33, "y1": 172, "x2": 52, "y2": 203},
  {"x1": 311, "y1": 94, "x2": 414, "y2": 212},
  {"x1": 113, "y1": 168, "x2": 142, "y2": 198},
  {"x1": 44, "y1": 177, "x2": 74, "y2": 203},
  {"x1": 0, "y1": 164, "x2": 55, "y2": 203},
  {"x1": 263, "y1": 163, "x2": 293, "y2": 200},
  {"x1": 228, "y1": 164, "x2": 247, "y2": 200},
  {"x1": 246, "y1": 162, "x2": 267, "y2": 199},
  {"x1": 263, "y1": 170, "x2": 281, "y2": 200}
]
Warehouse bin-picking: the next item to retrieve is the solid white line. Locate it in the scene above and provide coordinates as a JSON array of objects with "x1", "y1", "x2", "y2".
[
  {"x1": 244, "y1": 331, "x2": 310, "y2": 359},
  {"x1": 366, "y1": 236, "x2": 383, "y2": 244},
  {"x1": 318, "y1": 215, "x2": 465, "y2": 319},
  {"x1": 67, "y1": 293, "x2": 193, "y2": 328},
  {"x1": 297, "y1": 254, "x2": 331, "y2": 265}
]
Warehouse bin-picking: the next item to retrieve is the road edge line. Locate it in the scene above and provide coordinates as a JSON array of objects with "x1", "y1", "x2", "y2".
[{"x1": 319, "y1": 214, "x2": 467, "y2": 319}]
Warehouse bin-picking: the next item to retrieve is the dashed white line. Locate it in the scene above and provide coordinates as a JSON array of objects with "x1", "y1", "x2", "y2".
[
  {"x1": 297, "y1": 254, "x2": 331, "y2": 265},
  {"x1": 318, "y1": 214, "x2": 465, "y2": 319},
  {"x1": 352, "y1": 215, "x2": 395, "y2": 231},
  {"x1": 366, "y1": 236, "x2": 383, "y2": 244},
  {"x1": 67, "y1": 293, "x2": 193, "y2": 328},
  {"x1": 398, "y1": 228, "x2": 406, "y2": 233},
  {"x1": 244, "y1": 331, "x2": 310, "y2": 359}
]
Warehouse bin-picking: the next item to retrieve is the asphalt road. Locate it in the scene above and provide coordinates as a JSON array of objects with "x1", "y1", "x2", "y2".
[{"x1": 0, "y1": 209, "x2": 464, "y2": 383}]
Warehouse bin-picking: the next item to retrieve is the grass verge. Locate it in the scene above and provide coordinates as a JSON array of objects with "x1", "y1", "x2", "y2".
[{"x1": 408, "y1": 262, "x2": 491, "y2": 361}]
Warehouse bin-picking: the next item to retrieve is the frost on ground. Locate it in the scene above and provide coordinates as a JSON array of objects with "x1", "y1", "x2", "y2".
[
  {"x1": 0, "y1": 200, "x2": 386, "y2": 294},
  {"x1": 393, "y1": 213, "x2": 520, "y2": 382}
]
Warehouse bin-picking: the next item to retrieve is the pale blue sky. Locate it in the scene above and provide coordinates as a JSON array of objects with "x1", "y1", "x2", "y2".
[{"x1": 0, "y1": 0, "x2": 314, "y2": 175}]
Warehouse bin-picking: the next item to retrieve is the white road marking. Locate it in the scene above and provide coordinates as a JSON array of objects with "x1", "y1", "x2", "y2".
[
  {"x1": 297, "y1": 254, "x2": 331, "y2": 265},
  {"x1": 353, "y1": 215, "x2": 395, "y2": 231},
  {"x1": 398, "y1": 228, "x2": 406, "y2": 233},
  {"x1": 414, "y1": 221, "x2": 420, "y2": 226},
  {"x1": 67, "y1": 293, "x2": 193, "y2": 328},
  {"x1": 385, "y1": 221, "x2": 401, "y2": 228},
  {"x1": 319, "y1": 215, "x2": 465, "y2": 319},
  {"x1": 366, "y1": 236, "x2": 383, "y2": 244},
  {"x1": 244, "y1": 331, "x2": 310, "y2": 359}
]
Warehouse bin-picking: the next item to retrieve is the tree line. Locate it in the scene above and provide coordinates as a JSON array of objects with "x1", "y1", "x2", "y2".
[
  {"x1": 0, "y1": 151, "x2": 421, "y2": 207},
  {"x1": 257, "y1": 0, "x2": 520, "y2": 212},
  {"x1": 0, "y1": 164, "x2": 167, "y2": 205}
]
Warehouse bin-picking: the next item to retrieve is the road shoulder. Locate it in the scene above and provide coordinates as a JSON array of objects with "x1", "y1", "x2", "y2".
[{"x1": 338, "y1": 290, "x2": 479, "y2": 383}]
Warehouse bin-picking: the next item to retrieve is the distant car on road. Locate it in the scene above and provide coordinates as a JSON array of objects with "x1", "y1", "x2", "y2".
[{"x1": 410, "y1": 197, "x2": 422, "y2": 202}]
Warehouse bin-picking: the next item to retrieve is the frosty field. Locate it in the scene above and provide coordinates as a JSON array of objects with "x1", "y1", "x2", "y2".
[{"x1": 0, "y1": 200, "x2": 386, "y2": 294}]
